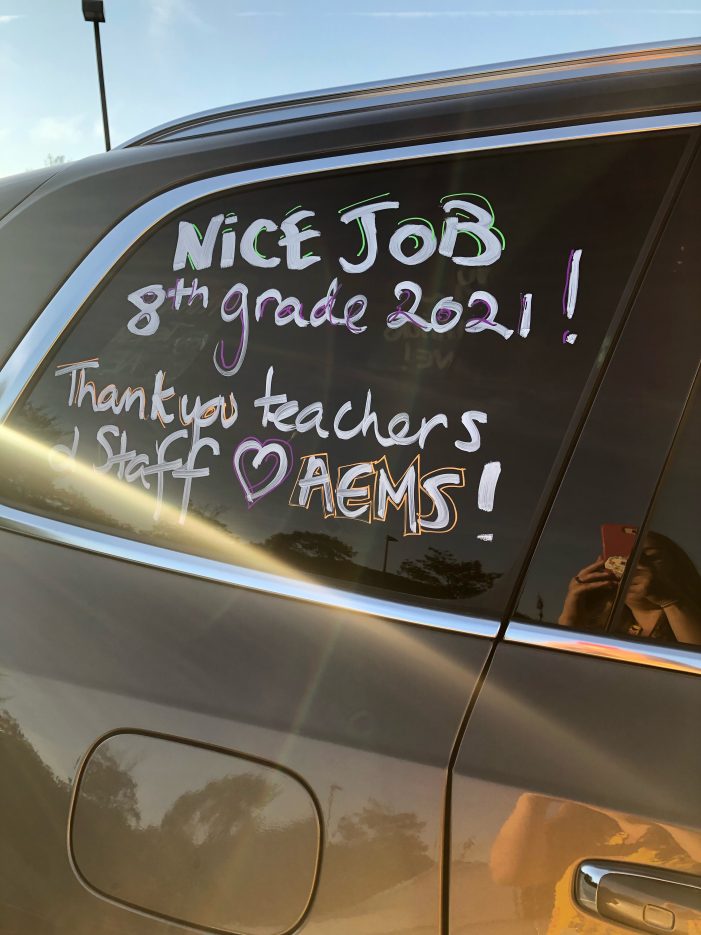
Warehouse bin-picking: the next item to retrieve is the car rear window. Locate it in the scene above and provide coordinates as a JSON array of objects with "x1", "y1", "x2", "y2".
[{"x1": 0, "y1": 132, "x2": 686, "y2": 616}]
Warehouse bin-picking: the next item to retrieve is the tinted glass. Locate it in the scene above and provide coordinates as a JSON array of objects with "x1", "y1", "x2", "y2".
[
  {"x1": 516, "y1": 144, "x2": 701, "y2": 639},
  {"x1": 608, "y1": 375, "x2": 701, "y2": 647},
  {"x1": 0, "y1": 134, "x2": 684, "y2": 616}
]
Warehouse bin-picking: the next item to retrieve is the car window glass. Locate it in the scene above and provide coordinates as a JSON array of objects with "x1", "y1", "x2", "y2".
[
  {"x1": 0, "y1": 133, "x2": 686, "y2": 617},
  {"x1": 608, "y1": 375, "x2": 701, "y2": 647},
  {"x1": 516, "y1": 144, "x2": 701, "y2": 642}
]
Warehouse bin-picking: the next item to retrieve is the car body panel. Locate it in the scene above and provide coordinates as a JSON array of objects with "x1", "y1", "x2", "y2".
[
  {"x1": 0, "y1": 166, "x2": 61, "y2": 222},
  {"x1": 450, "y1": 643, "x2": 701, "y2": 934},
  {"x1": 0, "y1": 527, "x2": 491, "y2": 933}
]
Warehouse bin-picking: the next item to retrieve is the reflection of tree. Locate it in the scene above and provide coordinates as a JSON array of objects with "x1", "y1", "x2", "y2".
[
  {"x1": 336, "y1": 798, "x2": 429, "y2": 849},
  {"x1": 187, "y1": 503, "x2": 232, "y2": 536},
  {"x1": 258, "y1": 530, "x2": 500, "y2": 601},
  {"x1": 76, "y1": 766, "x2": 318, "y2": 932},
  {"x1": 317, "y1": 798, "x2": 433, "y2": 914},
  {"x1": 0, "y1": 711, "x2": 67, "y2": 930},
  {"x1": 0, "y1": 709, "x2": 148, "y2": 934},
  {"x1": 398, "y1": 547, "x2": 500, "y2": 598},
  {"x1": 160, "y1": 773, "x2": 278, "y2": 844},
  {"x1": 263, "y1": 530, "x2": 356, "y2": 563},
  {"x1": 75, "y1": 756, "x2": 436, "y2": 926},
  {"x1": 19, "y1": 403, "x2": 65, "y2": 444},
  {"x1": 0, "y1": 710, "x2": 70, "y2": 886},
  {"x1": 79, "y1": 748, "x2": 140, "y2": 827}
]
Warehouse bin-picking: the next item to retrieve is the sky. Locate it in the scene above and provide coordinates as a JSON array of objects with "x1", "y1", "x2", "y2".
[{"x1": 0, "y1": 0, "x2": 700, "y2": 177}]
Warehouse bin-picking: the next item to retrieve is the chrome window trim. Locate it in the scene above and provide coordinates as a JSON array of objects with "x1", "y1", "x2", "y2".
[
  {"x1": 1, "y1": 113, "x2": 700, "y2": 648},
  {"x1": 120, "y1": 39, "x2": 701, "y2": 147},
  {"x1": 505, "y1": 621, "x2": 701, "y2": 676},
  {"x1": 0, "y1": 504, "x2": 499, "y2": 639}
]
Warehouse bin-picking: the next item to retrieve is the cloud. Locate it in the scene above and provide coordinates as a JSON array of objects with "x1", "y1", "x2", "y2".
[
  {"x1": 351, "y1": 8, "x2": 701, "y2": 16},
  {"x1": 91, "y1": 117, "x2": 104, "y2": 141},
  {"x1": 353, "y1": 9, "x2": 592, "y2": 16},
  {"x1": 31, "y1": 116, "x2": 85, "y2": 145},
  {"x1": 149, "y1": 0, "x2": 205, "y2": 40},
  {"x1": 0, "y1": 14, "x2": 23, "y2": 25}
]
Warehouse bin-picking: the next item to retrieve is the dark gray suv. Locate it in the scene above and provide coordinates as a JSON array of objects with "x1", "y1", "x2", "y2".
[{"x1": 0, "y1": 39, "x2": 700, "y2": 935}]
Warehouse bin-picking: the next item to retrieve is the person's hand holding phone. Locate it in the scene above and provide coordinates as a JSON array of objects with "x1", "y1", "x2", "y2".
[{"x1": 558, "y1": 557, "x2": 619, "y2": 628}]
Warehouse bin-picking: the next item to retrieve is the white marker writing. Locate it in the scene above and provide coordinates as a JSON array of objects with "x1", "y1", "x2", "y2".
[
  {"x1": 173, "y1": 215, "x2": 224, "y2": 271},
  {"x1": 279, "y1": 209, "x2": 321, "y2": 270},
  {"x1": 420, "y1": 469, "x2": 465, "y2": 533},
  {"x1": 336, "y1": 462, "x2": 375, "y2": 520},
  {"x1": 293, "y1": 453, "x2": 336, "y2": 516},
  {"x1": 389, "y1": 222, "x2": 437, "y2": 266},
  {"x1": 562, "y1": 248, "x2": 583, "y2": 345},
  {"x1": 339, "y1": 199, "x2": 399, "y2": 274},
  {"x1": 478, "y1": 461, "x2": 502, "y2": 512},
  {"x1": 439, "y1": 200, "x2": 502, "y2": 266},
  {"x1": 239, "y1": 219, "x2": 280, "y2": 269},
  {"x1": 454, "y1": 411, "x2": 488, "y2": 453},
  {"x1": 375, "y1": 457, "x2": 419, "y2": 535}
]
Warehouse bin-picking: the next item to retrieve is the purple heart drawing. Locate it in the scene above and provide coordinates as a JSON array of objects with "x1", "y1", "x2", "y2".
[{"x1": 232, "y1": 436, "x2": 294, "y2": 507}]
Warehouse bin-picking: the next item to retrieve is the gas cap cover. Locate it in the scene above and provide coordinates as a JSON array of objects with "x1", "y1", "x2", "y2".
[{"x1": 69, "y1": 731, "x2": 321, "y2": 935}]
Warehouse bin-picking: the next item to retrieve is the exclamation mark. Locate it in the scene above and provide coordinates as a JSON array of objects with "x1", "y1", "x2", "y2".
[
  {"x1": 518, "y1": 292, "x2": 532, "y2": 338},
  {"x1": 562, "y1": 248, "x2": 582, "y2": 345},
  {"x1": 477, "y1": 461, "x2": 501, "y2": 540}
]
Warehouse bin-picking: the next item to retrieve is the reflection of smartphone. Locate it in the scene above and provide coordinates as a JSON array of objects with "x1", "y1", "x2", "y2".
[{"x1": 601, "y1": 524, "x2": 638, "y2": 560}]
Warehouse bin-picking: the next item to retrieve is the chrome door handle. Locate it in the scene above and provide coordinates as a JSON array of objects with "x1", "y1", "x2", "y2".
[{"x1": 576, "y1": 861, "x2": 701, "y2": 933}]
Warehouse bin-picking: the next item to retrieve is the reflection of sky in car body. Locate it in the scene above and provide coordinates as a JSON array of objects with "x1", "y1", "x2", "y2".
[{"x1": 7, "y1": 134, "x2": 686, "y2": 616}]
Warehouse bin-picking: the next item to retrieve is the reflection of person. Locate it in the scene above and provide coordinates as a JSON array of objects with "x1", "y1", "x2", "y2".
[
  {"x1": 559, "y1": 532, "x2": 701, "y2": 645},
  {"x1": 491, "y1": 793, "x2": 701, "y2": 934}
]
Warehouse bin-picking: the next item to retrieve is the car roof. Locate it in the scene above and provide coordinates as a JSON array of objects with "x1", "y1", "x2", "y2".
[{"x1": 121, "y1": 37, "x2": 701, "y2": 148}]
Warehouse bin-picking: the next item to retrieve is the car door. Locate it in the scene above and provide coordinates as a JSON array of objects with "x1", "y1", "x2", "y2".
[
  {"x1": 449, "y1": 142, "x2": 701, "y2": 934},
  {"x1": 0, "y1": 80, "x2": 698, "y2": 935}
]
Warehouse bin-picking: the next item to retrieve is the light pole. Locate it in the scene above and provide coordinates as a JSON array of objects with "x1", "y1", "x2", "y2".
[
  {"x1": 327, "y1": 783, "x2": 341, "y2": 839},
  {"x1": 382, "y1": 535, "x2": 397, "y2": 574},
  {"x1": 82, "y1": 0, "x2": 111, "y2": 151}
]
